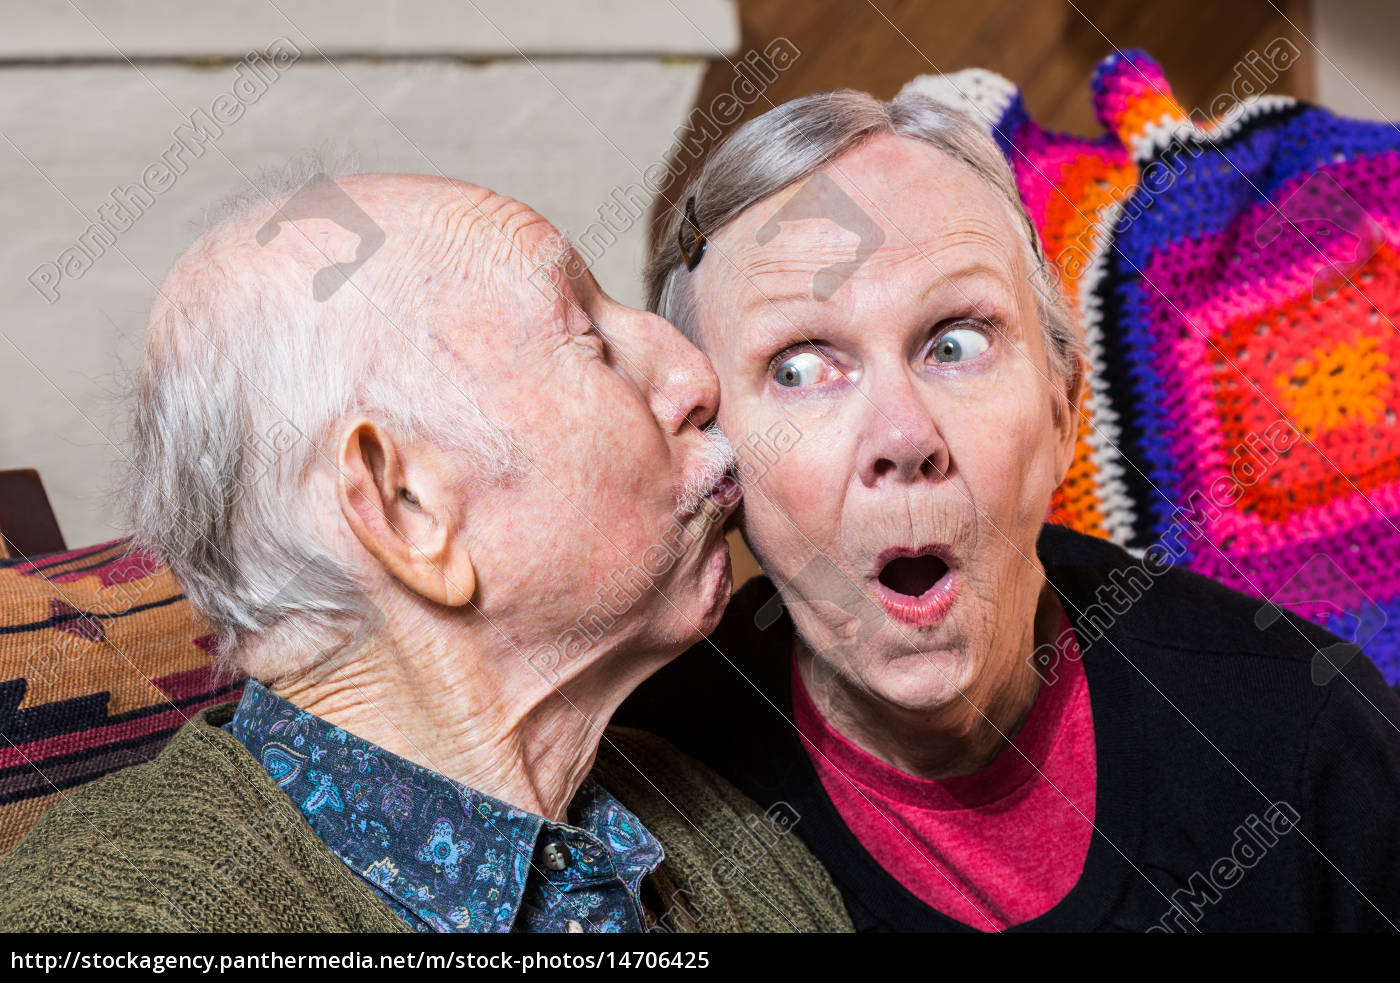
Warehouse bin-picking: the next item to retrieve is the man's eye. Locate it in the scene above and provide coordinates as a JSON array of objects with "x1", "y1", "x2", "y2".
[
  {"x1": 930, "y1": 325, "x2": 990, "y2": 364},
  {"x1": 773, "y1": 351, "x2": 830, "y2": 388}
]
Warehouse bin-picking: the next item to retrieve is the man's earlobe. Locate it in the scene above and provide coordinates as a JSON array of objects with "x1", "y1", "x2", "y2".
[{"x1": 337, "y1": 418, "x2": 476, "y2": 608}]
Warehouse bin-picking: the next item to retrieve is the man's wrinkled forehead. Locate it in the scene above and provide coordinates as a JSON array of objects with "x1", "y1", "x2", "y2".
[
  {"x1": 409, "y1": 191, "x2": 583, "y2": 344},
  {"x1": 242, "y1": 174, "x2": 561, "y2": 309},
  {"x1": 421, "y1": 194, "x2": 559, "y2": 297}
]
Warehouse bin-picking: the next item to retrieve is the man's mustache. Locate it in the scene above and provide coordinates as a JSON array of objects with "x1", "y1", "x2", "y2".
[{"x1": 676, "y1": 424, "x2": 736, "y2": 517}]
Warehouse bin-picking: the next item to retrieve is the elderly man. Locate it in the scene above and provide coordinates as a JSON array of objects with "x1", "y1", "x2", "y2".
[
  {"x1": 0, "y1": 171, "x2": 849, "y2": 933},
  {"x1": 620, "y1": 90, "x2": 1400, "y2": 932}
]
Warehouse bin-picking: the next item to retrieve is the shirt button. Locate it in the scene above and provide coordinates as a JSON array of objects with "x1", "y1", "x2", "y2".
[
  {"x1": 565, "y1": 919, "x2": 585, "y2": 933},
  {"x1": 542, "y1": 840, "x2": 572, "y2": 871}
]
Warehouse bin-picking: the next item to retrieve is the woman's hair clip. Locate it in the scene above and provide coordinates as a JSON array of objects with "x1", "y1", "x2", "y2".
[{"x1": 678, "y1": 196, "x2": 707, "y2": 271}]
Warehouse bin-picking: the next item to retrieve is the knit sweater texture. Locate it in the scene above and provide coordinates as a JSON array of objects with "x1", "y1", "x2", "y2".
[{"x1": 0, "y1": 703, "x2": 851, "y2": 933}]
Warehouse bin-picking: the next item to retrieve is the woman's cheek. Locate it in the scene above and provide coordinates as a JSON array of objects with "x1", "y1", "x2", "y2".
[
  {"x1": 1005, "y1": 397, "x2": 1064, "y2": 527},
  {"x1": 745, "y1": 450, "x2": 831, "y2": 560},
  {"x1": 767, "y1": 434, "x2": 839, "y2": 515}
]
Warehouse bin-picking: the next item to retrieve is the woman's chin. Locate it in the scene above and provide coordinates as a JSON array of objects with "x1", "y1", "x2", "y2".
[{"x1": 862, "y1": 650, "x2": 976, "y2": 714}]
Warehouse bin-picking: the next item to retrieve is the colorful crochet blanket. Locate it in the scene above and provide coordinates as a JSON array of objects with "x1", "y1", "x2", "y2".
[{"x1": 904, "y1": 50, "x2": 1400, "y2": 683}]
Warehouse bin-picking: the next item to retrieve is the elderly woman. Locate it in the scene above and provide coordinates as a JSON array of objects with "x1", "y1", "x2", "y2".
[{"x1": 621, "y1": 90, "x2": 1400, "y2": 932}]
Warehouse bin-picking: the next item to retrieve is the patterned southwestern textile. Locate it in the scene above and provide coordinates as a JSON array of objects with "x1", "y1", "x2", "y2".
[
  {"x1": 227, "y1": 680, "x2": 665, "y2": 933},
  {"x1": 904, "y1": 49, "x2": 1400, "y2": 683},
  {"x1": 0, "y1": 539, "x2": 241, "y2": 857}
]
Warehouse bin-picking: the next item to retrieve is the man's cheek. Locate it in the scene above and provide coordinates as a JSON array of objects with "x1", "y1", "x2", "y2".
[{"x1": 617, "y1": 497, "x2": 665, "y2": 562}]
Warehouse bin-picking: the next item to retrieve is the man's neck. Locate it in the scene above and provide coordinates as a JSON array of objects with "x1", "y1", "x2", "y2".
[{"x1": 262, "y1": 628, "x2": 665, "y2": 823}]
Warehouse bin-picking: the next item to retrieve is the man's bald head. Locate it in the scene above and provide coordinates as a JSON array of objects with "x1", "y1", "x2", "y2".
[
  {"x1": 150, "y1": 173, "x2": 561, "y2": 364},
  {"x1": 128, "y1": 169, "x2": 559, "y2": 675}
]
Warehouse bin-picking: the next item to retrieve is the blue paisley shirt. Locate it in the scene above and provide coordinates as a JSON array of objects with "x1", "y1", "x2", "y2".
[{"x1": 226, "y1": 680, "x2": 665, "y2": 933}]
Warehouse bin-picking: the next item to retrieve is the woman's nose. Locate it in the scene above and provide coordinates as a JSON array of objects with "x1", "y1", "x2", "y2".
[{"x1": 857, "y1": 376, "x2": 949, "y2": 488}]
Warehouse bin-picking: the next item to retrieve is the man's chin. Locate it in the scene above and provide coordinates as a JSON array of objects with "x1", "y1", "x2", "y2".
[
  {"x1": 674, "y1": 534, "x2": 734, "y2": 644},
  {"x1": 693, "y1": 535, "x2": 734, "y2": 638},
  {"x1": 637, "y1": 536, "x2": 735, "y2": 658}
]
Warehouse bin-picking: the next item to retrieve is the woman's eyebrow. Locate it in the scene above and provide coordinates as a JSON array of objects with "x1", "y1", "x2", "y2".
[
  {"x1": 727, "y1": 307, "x2": 810, "y2": 360},
  {"x1": 914, "y1": 260, "x2": 1017, "y2": 302},
  {"x1": 739, "y1": 286, "x2": 824, "y2": 314}
]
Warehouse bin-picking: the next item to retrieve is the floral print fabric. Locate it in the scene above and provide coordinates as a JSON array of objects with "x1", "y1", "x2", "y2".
[{"x1": 226, "y1": 680, "x2": 664, "y2": 933}]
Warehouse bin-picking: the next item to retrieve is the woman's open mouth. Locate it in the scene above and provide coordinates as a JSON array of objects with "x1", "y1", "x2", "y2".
[{"x1": 871, "y1": 547, "x2": 959, "y2": 628}]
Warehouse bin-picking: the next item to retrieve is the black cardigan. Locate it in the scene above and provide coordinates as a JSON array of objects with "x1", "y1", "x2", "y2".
[{"x1": 618, "y1": 524, "x2": 1400, "y2": 932}]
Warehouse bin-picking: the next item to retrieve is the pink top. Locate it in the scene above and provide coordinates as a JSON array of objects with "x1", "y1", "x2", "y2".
[{"x1": 791, "y1": 618, "x2": 1097, "y2": 931}]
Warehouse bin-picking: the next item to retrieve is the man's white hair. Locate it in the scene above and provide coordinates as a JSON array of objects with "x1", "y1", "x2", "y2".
[{"x1": 123, "y1": 159, "x2": 521, "y2": 679}]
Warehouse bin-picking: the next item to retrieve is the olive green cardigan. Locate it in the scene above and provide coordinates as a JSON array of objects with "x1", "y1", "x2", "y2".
[{"x1": 0, "y1": 704, "x2": 850, "y2": 933}]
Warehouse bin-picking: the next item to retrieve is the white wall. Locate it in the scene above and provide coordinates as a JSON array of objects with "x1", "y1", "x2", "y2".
[{"x1": 1, "y1": 0, "x2": 739, "y2": 547}]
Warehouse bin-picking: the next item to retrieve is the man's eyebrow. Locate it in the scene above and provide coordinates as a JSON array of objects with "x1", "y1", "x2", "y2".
[
  {"x1": 521, "y1": 229, "x2": 575, "y2": 289},
  {"x1": 513, "y1": 230, "x2": 601, "y2": 329}
]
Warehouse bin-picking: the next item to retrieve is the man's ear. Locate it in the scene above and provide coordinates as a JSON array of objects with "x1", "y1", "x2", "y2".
[{"x1": 337, "y1": 418, "x2": 475, "y2": 607}]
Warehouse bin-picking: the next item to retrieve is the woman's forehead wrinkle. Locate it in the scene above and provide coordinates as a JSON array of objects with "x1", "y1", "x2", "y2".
[
  {"x1": 731, "y1": 228, "x2": 1017, "y2": 315},
  {"x1": 729, "y1": 180, "x2": 1018, "y2": 277},
  {"x1": 699, "y1": 147, "x2": 1032, "y2": 356}
]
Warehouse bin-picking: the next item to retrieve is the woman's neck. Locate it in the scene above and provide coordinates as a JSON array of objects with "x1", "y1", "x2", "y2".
[{"x1": 796, "y1": 586, "x2": 1065, "y2": 780}]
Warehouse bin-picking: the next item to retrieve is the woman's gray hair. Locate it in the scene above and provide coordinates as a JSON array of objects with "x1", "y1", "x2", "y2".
[
  {"x1": 645, "y1": 88, "x2": 1085, "y2": 408},
  {"x1": 122, "y1": 163, "x2": 519, "y2": 679}
]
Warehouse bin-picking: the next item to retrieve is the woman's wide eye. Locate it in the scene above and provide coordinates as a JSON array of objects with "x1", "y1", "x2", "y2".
[
  {"x1": 773, "y1": 350, "x2": 831, "y2": 388},
  {"x1": 930, "y1": 325, "x2": 990, "y2": 364}
]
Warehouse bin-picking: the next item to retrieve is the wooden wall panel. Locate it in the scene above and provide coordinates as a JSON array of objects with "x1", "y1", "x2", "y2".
[{"x1": 652, "y1": 0, "x2": 1313, "y2": 242}]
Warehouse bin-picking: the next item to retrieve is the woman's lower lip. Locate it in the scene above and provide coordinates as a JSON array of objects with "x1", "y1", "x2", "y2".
[{"x1": 872, "y1": 570, "x2": 959, "y2": 628}]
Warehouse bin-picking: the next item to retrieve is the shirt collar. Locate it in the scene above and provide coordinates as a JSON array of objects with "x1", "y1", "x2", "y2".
[{"x1": 227, "y1": 679, "x2": 662, "y2": 932}]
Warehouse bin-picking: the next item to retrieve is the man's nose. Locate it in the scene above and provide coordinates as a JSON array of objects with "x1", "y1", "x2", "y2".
[
  {"x1": 642, "y1": 315, "x2": 721, "y2": 435},
  {"x1": 856, "y1": 372, "x2": 949, "y2": 488}
]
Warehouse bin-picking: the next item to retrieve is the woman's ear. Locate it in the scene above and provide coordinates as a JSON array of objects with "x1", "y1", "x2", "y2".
[
  {"x1": 1053, "y1": 359, "x2": 1086, "y2": 486},
  {"x1": 337, "y1": 418, "x2": 475, "y2": 607}
]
